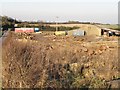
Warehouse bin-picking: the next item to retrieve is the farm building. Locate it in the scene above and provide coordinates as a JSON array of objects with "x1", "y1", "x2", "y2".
[
  {"x1": 54, "y1": 29, "x2": 85, "y2": 36},
  {"x1": 80, "y1": 24, "x2": 102, "y2": 36},
  {"x1": 15, "y1": 28, "x2": 40, "y2": 33},
  {"x1": 15, "y1": 28, "x2": 34, "y2": 33},
  {"x1": 101, "y1": 28, "x2": 120, "y2": 36},
  {"x1": 67, "y1": 29, "x2": 85, "y2": 36},
  {"x1": 50, "y1": 24, "x2": 102, "y2": 36}
]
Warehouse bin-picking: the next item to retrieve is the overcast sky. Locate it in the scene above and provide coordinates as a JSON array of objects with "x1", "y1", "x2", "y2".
[{"x1": 0, "y1": 0, "x2": 119, "y2": 24}]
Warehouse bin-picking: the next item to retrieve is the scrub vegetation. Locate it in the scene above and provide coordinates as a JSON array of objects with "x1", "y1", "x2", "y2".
[{"x1": 2, "y1": 32, "x2": 119, "y2": 88}]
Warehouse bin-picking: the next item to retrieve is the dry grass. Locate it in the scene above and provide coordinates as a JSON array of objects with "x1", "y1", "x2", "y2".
[{"x1": 2, "y1": 32, "x2": 119, "y2": 88}]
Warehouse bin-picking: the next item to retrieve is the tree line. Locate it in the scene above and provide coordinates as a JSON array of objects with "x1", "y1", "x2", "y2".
[{"x1": 1, "y1": 16, "x2": 80, "y2": 31}]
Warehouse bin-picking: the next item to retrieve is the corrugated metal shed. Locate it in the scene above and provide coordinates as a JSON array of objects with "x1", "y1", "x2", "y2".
[
  {"x1": 67, "y1": 29, "x2": 85, "y2": 36},
  {"x1": 72, "y1": 30, "x2": 85, "y2": 36},
  {"x1": 15, "y1": 28, "x2": 34, "y2": 33}
]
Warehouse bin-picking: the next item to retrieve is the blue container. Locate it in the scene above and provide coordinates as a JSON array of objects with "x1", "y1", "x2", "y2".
[
  {"x1": 34, "y1": 28, "x2": 40, "y2": 32},
  {"x1": 73, "y1": 30, "x2": 85, "y2": 36}
]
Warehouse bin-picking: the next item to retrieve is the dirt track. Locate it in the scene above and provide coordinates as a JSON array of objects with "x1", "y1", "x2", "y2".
[{"x1": 2, "y1": 32, "x2": 120, "y2": 88}]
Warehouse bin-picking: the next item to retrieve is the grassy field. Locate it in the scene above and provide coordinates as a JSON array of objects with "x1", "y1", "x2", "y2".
[{"x1": 98, "y1": 24, "x2": 119, "y2": 30}]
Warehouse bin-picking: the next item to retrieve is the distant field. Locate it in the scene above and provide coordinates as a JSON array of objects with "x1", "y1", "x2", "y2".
[{"x1": 98, "y1": 24, "x2": 119, "y2": 30}]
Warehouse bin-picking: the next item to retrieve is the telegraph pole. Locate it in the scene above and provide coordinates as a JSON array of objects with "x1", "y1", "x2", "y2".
[{"x1": 56, "y1": 16, "x2": 59, "y2": 31}]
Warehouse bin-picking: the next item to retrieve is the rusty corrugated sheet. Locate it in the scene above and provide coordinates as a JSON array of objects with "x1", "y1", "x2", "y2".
[{"x1": 15, "y1": 28, "x2": 34, "y2": 33}]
